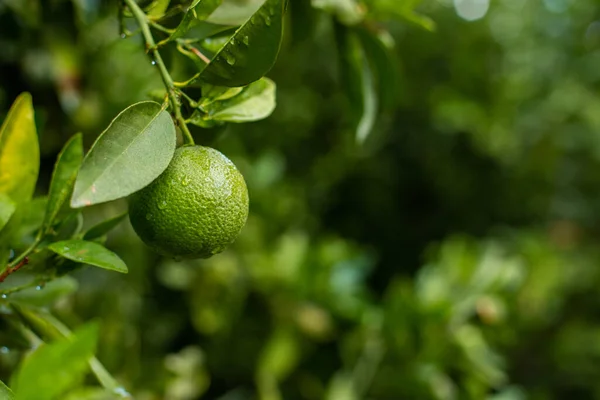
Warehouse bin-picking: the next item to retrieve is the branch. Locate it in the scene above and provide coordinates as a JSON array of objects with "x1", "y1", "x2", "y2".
[
  {"x1": 0, "y1": 257, "x2": 29, "y2": 283},
  {"x1": 123, "y1": 0, "x2": 195, "y2": 145}
]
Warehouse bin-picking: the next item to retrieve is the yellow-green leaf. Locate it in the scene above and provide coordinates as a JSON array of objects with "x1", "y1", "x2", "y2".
[{"x1": 0, "y1": 93, "x2": 39, "y2": 204}]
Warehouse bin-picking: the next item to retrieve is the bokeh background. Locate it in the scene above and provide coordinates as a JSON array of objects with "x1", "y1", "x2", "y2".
[{"x1": 2, "y1": 0, "x2": 600, "y2": 398}]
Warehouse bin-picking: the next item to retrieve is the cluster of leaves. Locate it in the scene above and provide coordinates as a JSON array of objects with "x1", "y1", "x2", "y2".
[
  {"x1": 0, "y1": 0, "x2": 292, "y2": 397},
  {"x1": 4, "y1": 0, "x2": 600, "y2": 399}
]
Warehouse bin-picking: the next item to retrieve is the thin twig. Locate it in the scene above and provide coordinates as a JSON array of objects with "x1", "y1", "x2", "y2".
[
  {"x1": 124, "y1": 0, "x2": 195, "y2": 146},
  {"x1": 177, "y1": 90, "x2": 198, "y2": 108},
  {"x1": 0, "y1": 257, "x2": 29, "y2": 283},
  {"x1": 174, "y1": 72, "x2": 201, "y2": 88},
  {"x1": 149, "y1": 21, "x2": 174, "y2": 34}
]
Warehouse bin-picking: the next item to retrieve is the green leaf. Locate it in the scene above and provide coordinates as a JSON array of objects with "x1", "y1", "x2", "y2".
[
  {"x1": 42, "y1": 133, "x2": 83, "y2": 234},
  {"x1": 47, "y1": 240, "x2": 128, "y2": 273},
  {"x1": 199, "y1": 0, "x2": 286, "y2": 87},
  {"x1": 82, "y1": 211, "x2": 128, "y2": 240},
  {"x1": 9, "y1": 277, "x2": 78, "y2": 308},
  {"x1": 168, "y1": 0, "x2": 223, "y2": 41},
  {"x1": 357, "y1": 28, "x2": 399, "y2": 111},
  {"x1": 12, "y1": 322, "x2": 99, "y2": 400},
  {"x1": 370, "y1": 0, "x2": 435, "y2": 31},
  {"x1": 207, "y1": 0, "x2": 263, "y2": 25},
  {"x1": 147, "y1": 0, "x2": 170, "y2": 18},
  {"x1": 0, "y1": 93, "x2": 39, "y2": 204},
  {"x1": 0, "y1": 383, "x2": 13, "y2": 400},
  {"x1": 311, "y1": 0, "x2": 365, "y2": 25},
  {"x1": 70, "y1": 102, "x2": 176, "y2": 208},
  {"x1": 63, "y1": 387, "x2": 118, "y2": 400},
  {"x1": 336, "y1": 25, "x2": 378, "y2": 143},
  {"x1": 0, "y1": 380, "x2": 14, "y2": 400},
  {"x1": 187, "y1": 111, "x2": 225, "y2": 128},
  {"x1": 0, "y1": 193, "x2": 16, "y2": 232},
  {"x1": 200, "y1": 77, "x2": 276, "y2": 123}
]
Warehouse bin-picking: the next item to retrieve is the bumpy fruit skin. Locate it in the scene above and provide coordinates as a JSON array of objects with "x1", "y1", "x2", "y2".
[{"x1": 128, "y1": 145, "x2": 249, "y2": 259}]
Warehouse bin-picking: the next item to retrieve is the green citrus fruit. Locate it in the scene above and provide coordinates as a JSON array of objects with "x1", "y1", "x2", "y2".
[{"x1": 128, "y1": 145, "x2": 249, "y2": 259}]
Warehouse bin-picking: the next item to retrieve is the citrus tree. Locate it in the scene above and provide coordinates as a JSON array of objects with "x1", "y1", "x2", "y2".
[{"x1": 0, "y1": 0, "x2": 416, "y2": 398}]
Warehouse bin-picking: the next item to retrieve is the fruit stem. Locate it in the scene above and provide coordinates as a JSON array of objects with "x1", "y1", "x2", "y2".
[{"x1": 123, "y1": 0, "x2": 195, "y2": 145}]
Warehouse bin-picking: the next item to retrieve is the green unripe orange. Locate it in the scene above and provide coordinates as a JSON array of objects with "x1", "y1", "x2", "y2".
[{"x1": 128, "y1": 145, "x2": 249, "y2": 259}]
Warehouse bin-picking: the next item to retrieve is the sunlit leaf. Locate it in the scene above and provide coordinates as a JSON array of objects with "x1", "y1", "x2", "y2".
[
  {"x1": 42, "y1": 133, "x2": 83, "y2": 234},
  {"x1": 70, "y1": 102, "x2": 176, "y2": 208},
  {"x1": 147, "y1": 0, "x2": 170, "y2": 18},
  {"x1": 47, "y1": 239, "x2": 128, "y2": 273},
  {"x1": 198, "y1": 0, "x2": 286, "y2": 87},
  {"x1": 0, "y1": 93, "x2": 39, "y2": 204},
  {"x1": 12, "y1": 322, "x2": 99, "y2": 400},
  {"x1": 200, "y1": 77, "x2": 276, "y2": 122}
]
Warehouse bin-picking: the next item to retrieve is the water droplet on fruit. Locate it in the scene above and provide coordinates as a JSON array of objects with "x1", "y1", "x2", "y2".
[
  {"x1": 225, "y1": 54, "x2": 236, "y2": 66},
  {"x1": 35, "y1": 285, "x2": 43, "y2": 291},
  {"x1": 151, "y1": 60, "x2": 156, "y2": 66},
  {"x1": 158, "y1": 200, "x2": 167, "y2": 210},
  {"x1": 243, "y1": 36, "x2": 249, "y2": 46},
  {"x1": 0, "y1": 347, "x2": 9, "y2": 354},
  {"x1": 264, "y1": 16, "x2": 272, "y2": 26},
  {"x1": 121, "y1": 34, "x2": 127, "y2": 39},
  {"x1": 1, "y1": 294, "x2": 7, "y2": 299}
]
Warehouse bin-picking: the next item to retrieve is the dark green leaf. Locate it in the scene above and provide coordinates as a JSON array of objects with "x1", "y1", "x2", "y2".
[
  {"x1": 336, "y1": 25, "x2": 378, "y2": 143},
  {"x1": 83, "y1": 212, "x2": 128, "y2": 240},
  {"x1": 0, "y1": 193, "x2": 16, "y2": 232},
  {"x1": 168, "y1": 0, "x2": 223, "y2": 41},
  {"x1": 16, "y1": 197, "x2": 46, "y2": 238},
  {"x1": 0, "y1": 380, "x2": 14, "y2": 400},
  {"x1": 201, "y1": 77, "x2": 276, "y2": 122},
  {"x1": 199, "y1": 0, "x2": 286, "y2": 87},
  {"x1": 0, "y1": 93, "x2": 39, "y2": 204},
  {"x1": 0, "y1": 197, "x2": 45, "y2": 251},
  {"x1": 12, "y1": 322, "x2": 99, "y2": 400},
  {"x1": 47, "y1": 240, "x2": 128, "y2": 273},
  {"x1": 70, "y1": 102, "x2": 176, "y2": 208},
  {"x1": 42, "y1": 133, "x2": 83, "y2": 234},
  {"x1": 9, "y1": 277, "x2": 78, "y2": 308},
  {"x1": 54, "y1": 212, "x2": 84, "y2": 241},
  {"x1": 357, "y1": 28, "x2": 399, "y2": 111}
]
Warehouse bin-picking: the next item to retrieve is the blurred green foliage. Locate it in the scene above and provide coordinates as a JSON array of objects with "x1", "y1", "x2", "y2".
[{"x1": 2, "y1": 0, "x2": 600, "y2": 399}]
